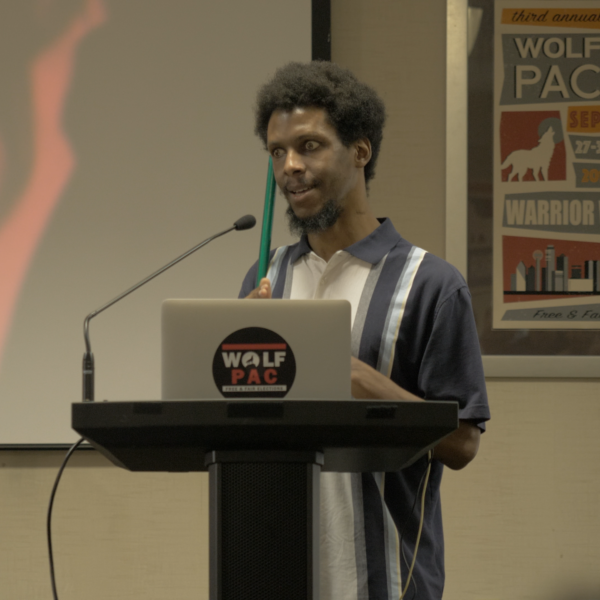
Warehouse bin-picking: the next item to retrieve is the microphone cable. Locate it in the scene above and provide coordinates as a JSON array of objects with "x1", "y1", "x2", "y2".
[{"x1": 47, "y1": 437, "x2": 85, "y2": 600}]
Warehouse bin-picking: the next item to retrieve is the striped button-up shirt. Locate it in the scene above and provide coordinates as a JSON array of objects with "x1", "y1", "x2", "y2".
[{"x1": 240, "y1": 218, "x2": 490, "y2": 600}]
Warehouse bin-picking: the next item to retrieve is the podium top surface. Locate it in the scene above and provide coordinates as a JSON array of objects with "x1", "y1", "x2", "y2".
[{"x1": 72, "y1": 399, "x2": 458, "y2": 473}]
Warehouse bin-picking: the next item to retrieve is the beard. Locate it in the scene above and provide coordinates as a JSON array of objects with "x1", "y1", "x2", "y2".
[{"x1": 285, "y1": 198, "x2": 343, "y2": 237}]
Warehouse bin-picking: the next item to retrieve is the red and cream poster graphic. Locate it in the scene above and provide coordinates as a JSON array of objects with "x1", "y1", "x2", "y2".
[{"x1": 494, "y1": 1, "x2": 600, "y2": 329}]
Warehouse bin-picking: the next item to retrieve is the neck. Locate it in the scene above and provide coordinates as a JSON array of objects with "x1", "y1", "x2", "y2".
[{"x1": 307, "y1": 203, "x2": 380, "y2": 262}]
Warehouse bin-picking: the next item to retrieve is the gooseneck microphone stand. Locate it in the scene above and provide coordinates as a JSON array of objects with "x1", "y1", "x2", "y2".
[{"x1": 81, "y1": 214, "x2": 256, "y2": 402}]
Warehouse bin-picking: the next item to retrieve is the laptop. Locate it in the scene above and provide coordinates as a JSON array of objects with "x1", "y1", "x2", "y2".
[{"x1": 162, "y1": 299, "x2": 351, "y2": 400}]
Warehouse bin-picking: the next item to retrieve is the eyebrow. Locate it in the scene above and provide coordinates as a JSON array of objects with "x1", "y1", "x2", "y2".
[{"x1": 267, "y1": 133, "x2": 324, "y2": 149}]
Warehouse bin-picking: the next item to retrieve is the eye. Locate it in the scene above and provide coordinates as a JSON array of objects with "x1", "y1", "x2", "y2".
[
  {"x1": 305, "y1": 140, "x2": 319, "y2": 151},
  {"x1": 272, "y1": 148, "x2": 285, "y2": 159}
]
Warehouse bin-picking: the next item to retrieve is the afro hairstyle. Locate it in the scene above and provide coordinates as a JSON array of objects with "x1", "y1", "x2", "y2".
[{"x1": 255, "y1": 61, "x2": 386, "y2": 184}]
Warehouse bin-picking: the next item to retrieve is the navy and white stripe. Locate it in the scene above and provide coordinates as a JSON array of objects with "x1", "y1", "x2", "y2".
[{"x1": 376, "y1": 246, "x2": 427, "y2": 378}]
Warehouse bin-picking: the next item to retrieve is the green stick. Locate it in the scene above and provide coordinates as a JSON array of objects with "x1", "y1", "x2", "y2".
[{"x1": 256, "y1": 156, "x2": 276, "y2": 286}]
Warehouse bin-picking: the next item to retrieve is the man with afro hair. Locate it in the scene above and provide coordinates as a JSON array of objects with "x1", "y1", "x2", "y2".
[{"x1": 241, "y1": 61, "x2": 489, "y2": 600}]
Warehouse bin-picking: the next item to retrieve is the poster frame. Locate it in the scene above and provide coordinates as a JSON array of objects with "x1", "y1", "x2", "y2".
[{"x1": 446, "y1": 0, "x2": 600, "y2": 377}]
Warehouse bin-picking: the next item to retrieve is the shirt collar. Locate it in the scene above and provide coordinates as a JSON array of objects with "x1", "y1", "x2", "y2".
[{"x1": 288, "y1": 218, "x2": 401, "y2": 265}]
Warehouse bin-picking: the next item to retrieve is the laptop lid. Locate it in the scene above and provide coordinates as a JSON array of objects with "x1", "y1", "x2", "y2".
[{"x1": 162, "y1": 299, "x2": 351, "y2": 400}]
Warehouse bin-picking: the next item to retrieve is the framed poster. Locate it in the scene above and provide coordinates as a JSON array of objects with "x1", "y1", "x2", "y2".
[
  {"x1": 494, "y1": 1, "x2": 600, "y2": 331},
  {"x1": 449, "y1": 0, "x2": 600, "y2": 376}
]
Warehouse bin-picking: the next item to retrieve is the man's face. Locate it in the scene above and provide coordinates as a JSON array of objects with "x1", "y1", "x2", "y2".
[{"x1": 266, "y1": 107, "x2": 360, "y2": 233}]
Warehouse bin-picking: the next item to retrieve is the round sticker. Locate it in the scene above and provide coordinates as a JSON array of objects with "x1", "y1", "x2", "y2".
[{"x1": 212, "y1": 327, "x2": 296, "y2": 398}]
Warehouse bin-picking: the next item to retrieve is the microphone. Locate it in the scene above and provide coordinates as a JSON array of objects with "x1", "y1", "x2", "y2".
[
  {"x1": 82, "y1": 215, "x2": 256, "y2": 402},
  {"x1": 234, "y1": 214, "x2": 256, "y2": 231}
]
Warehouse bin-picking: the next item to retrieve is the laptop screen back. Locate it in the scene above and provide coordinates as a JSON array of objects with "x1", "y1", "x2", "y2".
[{"x1": 162, "y1": 299, "x2": 351, "y2": 400}]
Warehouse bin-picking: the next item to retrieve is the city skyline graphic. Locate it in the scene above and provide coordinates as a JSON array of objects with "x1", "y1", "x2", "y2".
[{"x1": 503, "y1": 235, "x2": 600, "y2": 302}]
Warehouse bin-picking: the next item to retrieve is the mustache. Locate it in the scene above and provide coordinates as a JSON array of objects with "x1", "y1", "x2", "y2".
[{"x1": 283, "y1": 177, "x2": 319, "y2": 191}]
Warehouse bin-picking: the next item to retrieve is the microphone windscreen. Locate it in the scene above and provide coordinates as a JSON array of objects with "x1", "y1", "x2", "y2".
[{"x1": 234, "y1": 214, "x2": 256, "y2": 231}]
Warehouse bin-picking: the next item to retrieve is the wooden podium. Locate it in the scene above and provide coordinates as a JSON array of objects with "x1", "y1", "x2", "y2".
[{"x1": 73, "y1": 399, "x2": 457, "y2": 600}]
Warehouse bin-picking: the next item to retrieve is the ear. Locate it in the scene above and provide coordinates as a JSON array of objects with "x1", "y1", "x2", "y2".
[{"x1": 354, "y1": 138, "x2": 372, "y2": 168}]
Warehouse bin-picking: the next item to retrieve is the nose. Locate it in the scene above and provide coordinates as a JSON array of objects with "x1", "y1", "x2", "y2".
[{"x1": 283, "y1": 150, "x2": 305, "y2": 176}]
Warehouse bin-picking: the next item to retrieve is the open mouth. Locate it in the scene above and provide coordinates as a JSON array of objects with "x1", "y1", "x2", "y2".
[{"x1": 287, "y1": 185, "x2": 315, "y2": 197}]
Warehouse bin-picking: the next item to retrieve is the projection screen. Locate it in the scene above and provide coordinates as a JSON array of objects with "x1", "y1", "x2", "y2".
[{"x1": 0, "y1": 0, "x2": 311, "y2": 445}]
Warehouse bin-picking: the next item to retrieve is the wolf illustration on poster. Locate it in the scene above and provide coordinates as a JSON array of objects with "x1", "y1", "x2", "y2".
[
  {"x1": 501, "y1": 126, "x2": 557, "y2": 181},
  {"x1": 500, "y1": 113, "x2": 566, "y2": 183}
]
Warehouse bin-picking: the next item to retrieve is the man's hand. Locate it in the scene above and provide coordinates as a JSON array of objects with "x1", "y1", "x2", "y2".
[
  {"x1": 245, "y1": 277, "x2": 272, "y2": 299},
  {"x1": 350, "y1": 356, "x2": 480, "y2": 470}
]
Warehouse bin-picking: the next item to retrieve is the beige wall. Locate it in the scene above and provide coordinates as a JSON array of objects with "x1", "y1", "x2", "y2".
[
  {"x1": 1, "y1": 2, "x2": 599, "y2": 599},
  {"x1": 0, "y1": 451, "x2": 208, "y2": 599},
  {"x1": 332, "y1": 0, "x2": 447, "y2": 259},
  {"x1": 443, "y1": 379, "x2": 600, "y2": 600}
]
